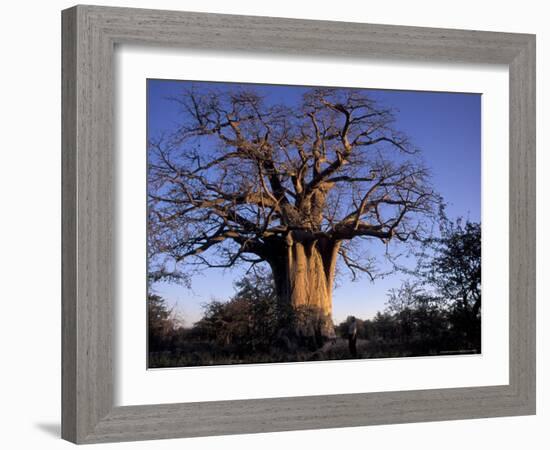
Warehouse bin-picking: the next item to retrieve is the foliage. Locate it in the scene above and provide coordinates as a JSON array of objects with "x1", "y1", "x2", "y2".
[
  {"x1": 419, "y1": 218, "x2": 482, "y2": 345},
  {"x1": 192, "y1": 268, "x2": 279, "y2": 354},
  {"x1": 147, "y1": 294, "x2": 179, "y2": 352}
]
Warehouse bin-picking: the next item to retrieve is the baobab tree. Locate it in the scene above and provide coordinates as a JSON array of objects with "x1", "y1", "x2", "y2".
[{"x1": 148, "y1": 86, "x2": 437, "y2": 340}]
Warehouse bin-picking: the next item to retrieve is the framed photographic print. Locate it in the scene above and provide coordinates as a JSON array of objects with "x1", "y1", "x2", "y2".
[{"x1": 62, "y1": 5, "x2": 536, "y2": 444}]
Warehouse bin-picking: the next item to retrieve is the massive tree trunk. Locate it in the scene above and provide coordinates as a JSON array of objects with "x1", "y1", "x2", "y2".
[{"x1": 268, "y1": 233, "x2": 340, "y2": 343}]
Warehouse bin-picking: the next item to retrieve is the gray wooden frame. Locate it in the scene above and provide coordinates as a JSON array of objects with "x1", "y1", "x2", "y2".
[{"x1": 62, "y1": 4, "x2": 536, "y2": 444}]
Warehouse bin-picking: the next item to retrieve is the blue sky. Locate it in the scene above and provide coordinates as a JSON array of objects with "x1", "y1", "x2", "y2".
[{"x1": 147, "y1": 79, "x2": 481, "y2": 325}]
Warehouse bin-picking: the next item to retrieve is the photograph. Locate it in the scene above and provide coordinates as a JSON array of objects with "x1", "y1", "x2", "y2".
[{"x1": 146, "y1": 80, "x2": 482, "y2": 368}]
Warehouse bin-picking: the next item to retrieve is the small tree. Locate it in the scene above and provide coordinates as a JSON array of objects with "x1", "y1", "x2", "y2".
[
  {"x1": 148, "y1": 294, "x2": 178, "y2": 352},
  {"x1": 385, "y1": 282, "x2": 449, "y2": 352},
  {"x1": 193, "y1": 269, "x2": 280, "y2": 353},
  {"x1": 422, "y1": 219, "x2": 481, "y2": 347}
]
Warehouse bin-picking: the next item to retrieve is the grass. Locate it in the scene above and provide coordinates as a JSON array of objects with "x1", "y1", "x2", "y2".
[{"x1": 148, "y1": 337, "x2": 479, "y2": 368}]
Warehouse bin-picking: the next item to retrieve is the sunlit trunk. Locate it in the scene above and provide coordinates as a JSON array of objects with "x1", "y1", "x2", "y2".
[{"x1": 269, "y1": 236, "x2": 340, "y2": 342}]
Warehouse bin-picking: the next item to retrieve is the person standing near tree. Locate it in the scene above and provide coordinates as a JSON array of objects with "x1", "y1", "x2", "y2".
[{"x1": 348, "y1": 316, "x2": 358, "y2": 357}]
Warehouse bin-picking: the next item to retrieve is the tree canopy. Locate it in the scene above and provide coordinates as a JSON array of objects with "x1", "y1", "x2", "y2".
[{"x1": 148, "y1": 87, "x2": 437, "y2": 283}]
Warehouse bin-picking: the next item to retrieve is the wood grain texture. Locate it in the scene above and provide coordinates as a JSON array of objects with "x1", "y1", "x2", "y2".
[
  {"x1": 61, "y1": 7, "x2": 77, "y2": 443},
  {"x1": 62, "y1": 5, "x2": 114, "y2": 442},
  {"x1": 61, "y1": 4, "x2": 536, "y2": 444},
  {"x1": 508, "y1": 36, "x2": 536, "y2": 407}
]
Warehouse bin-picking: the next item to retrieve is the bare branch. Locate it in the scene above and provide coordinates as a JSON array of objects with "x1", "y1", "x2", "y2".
[{"x1": 148, "y1": 86, "x2": 438, "y2": 281}]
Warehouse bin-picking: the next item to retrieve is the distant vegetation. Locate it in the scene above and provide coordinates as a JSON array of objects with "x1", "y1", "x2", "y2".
[{"x1": 148, "y1": 219, "x2": 481, "y2": 368}]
